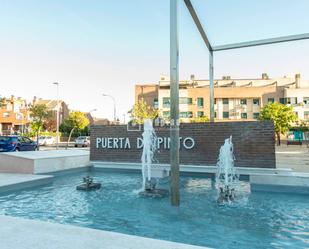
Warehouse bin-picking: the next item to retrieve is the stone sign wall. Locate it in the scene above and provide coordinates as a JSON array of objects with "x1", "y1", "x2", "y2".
[{"x1": 90, "y1": 121, "x2": 276, "y2": 168}]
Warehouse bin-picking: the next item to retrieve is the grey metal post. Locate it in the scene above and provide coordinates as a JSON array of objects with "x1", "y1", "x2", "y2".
[
  {"x1": 102, "y1": 94, "x2": 117, "y2": 122},
  {"x1": 170, "y1": 0, "x2": 180, "y2": 206},
  {"x1": 53, "y1": 82, "x2": 60, "y2": 149},
  {"x1": 209, "y1": 51, "x2": 214, "y2": 122}
]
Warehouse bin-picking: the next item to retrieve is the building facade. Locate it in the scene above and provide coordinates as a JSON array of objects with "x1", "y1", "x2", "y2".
[
  {"x1": 0, "y1": 96, "x2": 70, "y2": 135},
  {"x1": 33, "y1": 97, "x2": 69, "y2": 127},
  {"x1": 0, "y1": 96, "x2": 31, "y2": 135},
  {"x1": 135, "y1": 74, "x2": 309, "y2": 122}
]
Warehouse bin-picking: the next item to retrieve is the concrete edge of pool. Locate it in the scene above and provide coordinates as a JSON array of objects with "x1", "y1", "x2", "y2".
[
  {"x1": 0, "y1": 215, "x2": 211, "y2": 249},
  {"x1": 0, "y1": 173, "x2": 53, "y2": 194},
  {"x1": 0, "y1": 150, "x2": 90, "y2": 174}
]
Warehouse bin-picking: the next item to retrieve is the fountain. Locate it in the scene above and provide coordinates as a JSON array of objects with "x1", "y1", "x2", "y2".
[
  {"x1": 139, "y1": 119, "x2": 168, "y2": 198},
  {"x1": 76, "y1": 176, "x2": 101, "y2": 191},
  {"x1": 215, "y1": 136, "x2": 239, "y2": 203}
]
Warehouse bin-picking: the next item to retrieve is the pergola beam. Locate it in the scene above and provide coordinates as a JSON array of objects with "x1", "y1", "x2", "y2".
[
  {"x1": 183, "y1": 0, "x2": 309, "y2": 124},
  {"x1": 213, "y1": 33, "x2": 309, "y2": 51},
  {"x1": 183, "y1": 0, "x2": 213, "y2": 52}
]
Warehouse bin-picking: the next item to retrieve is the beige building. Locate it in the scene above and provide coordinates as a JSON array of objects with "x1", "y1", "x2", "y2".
[
  {"x1": 33, "y1": 97, "x2": 69, "y2": 126},
  {"x1": 135, "y1": 73, "x2": 309, "y2": 122}
]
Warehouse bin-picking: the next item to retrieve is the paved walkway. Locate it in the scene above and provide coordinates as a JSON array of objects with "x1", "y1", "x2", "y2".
[
  {"x1": 276, "y1": 145, "x2": 309, "y2": 172},
  {"x1": 0, "y1": 215, "x2": 209, "y2": 249}
]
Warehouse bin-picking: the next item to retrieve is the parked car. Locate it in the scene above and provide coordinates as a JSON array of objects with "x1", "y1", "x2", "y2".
[
  {"x1": 75, "y1": 136, "x2": 90, "y2": 147},
  {"x1": 0, "y1": 136, "x2": 38, "y2": 152},
  {"x1": 38, "y1": 136, "x2": 55, "y2": 146}
]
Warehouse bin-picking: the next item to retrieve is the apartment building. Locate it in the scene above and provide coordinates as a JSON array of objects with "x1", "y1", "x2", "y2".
[
  {"x1": 135, "y1": 73, "x2": 309, "y2": 122},
  {"x1": 0, "y1": 96, "x2": 31, "y2": 135}
]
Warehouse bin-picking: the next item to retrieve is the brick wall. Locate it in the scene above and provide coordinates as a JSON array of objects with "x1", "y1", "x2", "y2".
[{"x1": 90, "y1": 121, "x2": 276, "y2": 168}]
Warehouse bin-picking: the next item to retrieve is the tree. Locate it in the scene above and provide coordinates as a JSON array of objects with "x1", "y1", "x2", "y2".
[
  {"x1": 130, "y1": 98, "x2": 158, "y2": 124},
  {"x1": 63, "y1": 111, "x2": 89, "y2": 148},
  {"x1": 190, "y1": 116, "x2": 210, "y2": 123},
  {"x1": 29, "y1": 104, "x2": 52, "y2": 144},
  {"x1": 259, "y1": 102, "x2": 298, "y2": 145}
]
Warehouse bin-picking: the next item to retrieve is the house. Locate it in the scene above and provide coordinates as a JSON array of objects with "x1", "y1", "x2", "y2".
[
  {"x1": 33, "y1": 97, "x2": 69, "y2": 129},
  {"x1": 0, "y1": 96, "x2": 31, "y2": 135}
]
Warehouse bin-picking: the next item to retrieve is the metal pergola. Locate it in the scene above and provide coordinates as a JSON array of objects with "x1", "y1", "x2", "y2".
[{"x1": 170, "y1": 0, "x2": 309, "y2": 206}]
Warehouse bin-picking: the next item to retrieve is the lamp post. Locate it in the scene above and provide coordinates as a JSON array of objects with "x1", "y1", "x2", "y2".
[
  {"x1": 21, "y1": 113, "x2": 24, "y2": 134},
  {"x1": 17, "y1": 112, "x2": 24, "y2": 134},
  {"x1": 88, "y1": 108, "x2": 97, "y2": 125},
  {"x1": 89, "y1": 109, "x2": 97, "y2": 113},
  {"x1": 53, "y1": 82, "x2": 60, "y2": 149},
  {"x1": 102, "y1": 94, "x2": 116, "y2": 122}
]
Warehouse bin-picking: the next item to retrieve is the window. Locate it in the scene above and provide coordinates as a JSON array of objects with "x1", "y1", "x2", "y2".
[
  {"x1": 22, "y1": 137, "x2": 32, "y2": 143},
  {"x1": 16, "y1": 113, "x2": 23, "y2": 120},
  {"x1": 279, "y1": 98, "x2": 286, "y2": 104},
  {"x1": 197, "y1": 97, "x2": 204, "y2": 108},
  {"x1": 163, "y1": 97, "x2": 170, "y2": 108},
  {"x1": 179, "y1": 97, "x2": 193, "y2": 105},
  {"x1": 180, "y1": 111, "x2": 193, "y2": 118},
  {"x1": 222, "y1": 98, "x2": 229, "y2": 105},
  {"x1": 267, "y1": 98, "x2": 274, "y2": 103},
  {"x1": 214, "y1": 98, "x2": 217, "y2": 104},
  {"x1": 163, "y1": 111, "x2": 170, "y2": 118},
  {"x1": 303, "y1": 97, "x2": 309, "y2": 107},
  {"x1": 153, "y1": 98, "x2": 158, "y2": 109},
  {"x1": 253, "y1": 99, "x2": 260, "y2": 105},
  {"x1": 214, "y1": 112, "x2": 217, "y2": 118},
  {"x1": 3, "y1": 112, "x2": 9, "y2": 118},
  {"x1": 223, "y1": 112, "x2": 229, "y2": 119},
  {"x1": 6, "y1": 104, "x2": 12, "y2": 111},
  {"x1": 304, "y1": 111, "x2": 309, "y2": 120},
  {"x1": 197, "y1": 111, "x2": 204, "y2": 117},
  {"x1": 240, "y1": 99, "x2": 247, "y2": 105},
  {"x1": 253, "y1": 113, "x2": 260, "y2": 119},
  {"x1": 241, "y1": 113, "x2": 247, "y2": 119},
  {"x1": 179, "y1": 97, "x2": 186, "y2": 104},
  {"x1": 286, "y1": 97, "x2": 297, "y2": 105}
]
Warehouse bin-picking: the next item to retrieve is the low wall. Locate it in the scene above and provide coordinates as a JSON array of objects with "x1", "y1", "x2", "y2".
[
  {"x1": 0, "y1": 150, "x2": 90, "y2": 174},
  {"x1": 90, "y1": 121, "x2": 276, "y2": 168}
]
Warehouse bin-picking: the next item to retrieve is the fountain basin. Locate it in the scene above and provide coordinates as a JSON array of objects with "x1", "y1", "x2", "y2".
[{"x1": 0, "y1": 170, "x2": 308, "y2": 249}]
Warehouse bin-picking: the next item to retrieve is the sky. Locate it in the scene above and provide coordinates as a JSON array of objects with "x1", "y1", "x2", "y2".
[{"x1": 0, "y1": 0, "x2": 309, "y2": 120}]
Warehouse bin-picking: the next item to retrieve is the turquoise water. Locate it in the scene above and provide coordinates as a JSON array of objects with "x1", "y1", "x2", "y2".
[{"x1": 0, "y1": 171, "x2": 308, "y2": 249}]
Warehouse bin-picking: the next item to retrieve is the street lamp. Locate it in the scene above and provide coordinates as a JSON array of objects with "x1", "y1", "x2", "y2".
[
  {"x1": 17, "y1": 112, "x2": 24, "y2": 134},
  {"x1": 53, "y1": 82, "x2": 60, "y2": 149},
  {"x1": 88, "y1": 109, "x2": 97, "y2": 113},
  {"x1": 20, "y1": 113, "x2": 24, "y2": 134},
  {"x1": 102, "y1": 94, "x2": 116, "y2": 122}
]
